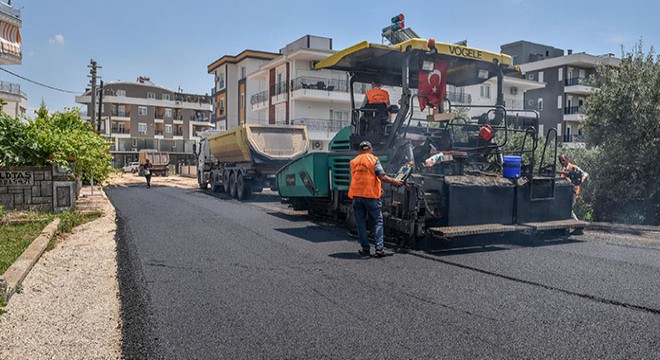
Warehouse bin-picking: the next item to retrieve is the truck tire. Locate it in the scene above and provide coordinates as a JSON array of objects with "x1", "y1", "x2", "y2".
[
  {"x1": 223, "y1": 171, "x2": 231, "y2": 193},
  {"x1": 236, "y1": 173, "x2": 251, "y2": 200},
  {"x1": 229, "y1": 172, "x2": 238, "y2": 199}
]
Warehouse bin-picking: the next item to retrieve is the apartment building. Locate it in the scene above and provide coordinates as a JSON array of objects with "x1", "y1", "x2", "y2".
[
  {"x1": 502, "y1": 41, "x2": 620, "y2": 147},
  {"x1": 247, "y1": 35, "x2": 370, "y2": 151},
  {"x1": 0, "y1": 1, "x2": 27, "y2": 119},
  {"x1": 75, "y1": 77, "x2": 213, "y2": 167},
  {"x1": 207, "y1": 50, "x2": 279, "y2": 131}
]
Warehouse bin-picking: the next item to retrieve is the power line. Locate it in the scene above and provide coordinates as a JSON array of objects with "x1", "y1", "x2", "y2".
[{"x1": 0, "y1": 66, "x2": 80, "y2": 94}]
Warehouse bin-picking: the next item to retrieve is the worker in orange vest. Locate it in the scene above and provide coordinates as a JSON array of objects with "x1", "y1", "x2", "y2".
[
  {"x1": 365, "y1": 81, "x2": 390, "y2": 106},
  {"x1": 349, "y1": 141, "x2": 403, "y2": 257},
  {"x1": 559, "y1": 153, "x2": 589, "y2": 222}
]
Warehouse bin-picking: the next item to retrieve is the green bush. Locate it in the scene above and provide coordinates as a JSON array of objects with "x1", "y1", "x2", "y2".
[
  {"x1": 0, "y1": 205, "x2": 4, "y2": 219},
  {"x1": 0, "y1": 108, "x2": 112, "y2": 182}
]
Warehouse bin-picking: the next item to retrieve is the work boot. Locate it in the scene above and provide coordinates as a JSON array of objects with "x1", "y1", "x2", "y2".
[{"x1": 375, "y1": 248, "x2": 386, "y2": 258}]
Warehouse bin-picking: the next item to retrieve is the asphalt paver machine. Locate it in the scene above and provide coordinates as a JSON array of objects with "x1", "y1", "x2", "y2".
[{"x1": 277, "y1": 38, "x2": 585, "y2": 245}]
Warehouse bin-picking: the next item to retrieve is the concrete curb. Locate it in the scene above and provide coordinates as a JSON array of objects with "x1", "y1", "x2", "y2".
[{"x1": 0, "y1": 218, "x2": 61, "y2": 305}]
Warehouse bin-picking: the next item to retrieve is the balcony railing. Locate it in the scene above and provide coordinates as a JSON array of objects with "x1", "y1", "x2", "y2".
[
  {"x1": 173, "y1": 131, "x2": 184, "y2": 136},
  {"x1": 251, "y1": 90, "x2": 269, "y2": 105},
  {"x1": 290, "y1": 118, "x2": 350, "y2": 132},
  {"x1": 290, "y1": 77, "x2": 369, "y2": 94},
  {"x1": 111, "y1": 111, "x2": 130, "y2": 117},
  {"x1": 111, "y1": 128, "x2": 128, "y2": 134},
  {"x1": 565, "y1": 77, "x2": 588, "y2": 86},
  {"x1": 270, "y1": 82, "x2": 289, "y2": 96},
  {"x1": 173, "y1": 93, "x2": 212, "y2": 104},
  {"x1": 190, "y1": 115, "x2": 211, "y2": 122},
  {"x1": 0, "y1": 2, "x2": 21, "y2": 18},
  {"x1": 564, "y1": 106, "x2": 584, "y2": 115},
  {"x1": 0, "y1": 80, "x2": 26, "y2": 98},
  {"x1": 563, "y1": 134, "x2": 585, "y2": 143},
  {"x1": 155, "y1": 130, "x2": 164, "y2": 136},
  {"x1": 446, "y1": 91, "x2": 471, "y2": 104}
]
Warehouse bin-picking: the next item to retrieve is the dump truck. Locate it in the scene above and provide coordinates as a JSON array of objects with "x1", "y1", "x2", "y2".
[
  {"x1": 139, "y1": 149, "x2": 169, "y2": 176},
  {"x1": 196, "y1": 124, "x2": 309, "y2": 200},
  {"x1": 276, "y1": 38, "x2": 585, "y2": 246}
]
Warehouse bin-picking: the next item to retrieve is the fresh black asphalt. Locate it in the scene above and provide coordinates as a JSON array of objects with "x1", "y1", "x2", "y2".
[{"x1": 106, "y1": 184, "x2": 660, "y2": 359}]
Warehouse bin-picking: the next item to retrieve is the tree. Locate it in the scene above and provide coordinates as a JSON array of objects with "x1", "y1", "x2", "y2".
[
  {"x1": 0, "y1": 108, "x2": 112, "y2": 182},
  {"x1": 584, "y1": 40, "x2": 660, "y2": 224}
]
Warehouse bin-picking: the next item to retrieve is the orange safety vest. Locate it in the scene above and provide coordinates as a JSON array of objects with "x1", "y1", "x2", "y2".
[
  {"x1": 348, "y1": 153, "x2": 382, "y2": 199},
  {"x1": 366, "y1": 88, "x2": 390, "y2": 105},
  {"x1": 561, "y1": 163, "x2": 581, "y2": 195}
]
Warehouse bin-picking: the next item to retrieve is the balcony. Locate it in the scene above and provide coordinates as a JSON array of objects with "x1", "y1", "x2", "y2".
[
  {"x1": 290, "y1": 118, "x2": 350, "y2": 134},
  {"x1": 173, "y1": 93, "x2": 212, "y2": 105},
  {"x1": 0, "y1": 2, "x2": 21, "y2": 19},
  {"x1": 250, "y1": 90, "x2": 269, "y2": 111},
  {"x1": 0, "y1": 80, "x2": 26, "y2": 99},
  {"x1": 287, "y1": 77, "x2": 368, "y2": 104},
  {"x1": 446, "y1": 91, "x2": 471, "y2": 104},
  {"x1": 110, "y1": 127, "x2": 130, "y2": 138},
  {"x1": 564, "y1": 77, "x2": 594, "y2": 95},
  {"x1": 564, "y1": 105, "x2": 586, "y2": 122}
]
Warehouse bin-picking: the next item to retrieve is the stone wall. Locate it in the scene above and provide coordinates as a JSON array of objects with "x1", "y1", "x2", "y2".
[{"x1": 0, "y1": 166, "x2": 77, "y2": 213}]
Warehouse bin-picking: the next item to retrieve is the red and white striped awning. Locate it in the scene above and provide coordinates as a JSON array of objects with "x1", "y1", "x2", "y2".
[{"x1": 0, "y1": 21, "x2": 21, "y2": 57}]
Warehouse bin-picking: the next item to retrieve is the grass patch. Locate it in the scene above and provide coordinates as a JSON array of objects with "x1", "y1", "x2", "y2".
[
  {"x1": 0, "y1": 218, "x2": 50, "y2": 275},
  {"x1": 0, "y1": 210, "x2": 103, "y2": 274}
]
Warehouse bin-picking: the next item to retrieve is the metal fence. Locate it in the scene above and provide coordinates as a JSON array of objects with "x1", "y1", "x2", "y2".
[{"x1": 290, "y1": 118, "x2": 350, "y2": 132}]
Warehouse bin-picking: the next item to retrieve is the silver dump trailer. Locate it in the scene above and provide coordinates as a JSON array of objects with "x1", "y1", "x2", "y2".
[{"x1": 196, "y1": 124, "x2": 309, "y2": 200}]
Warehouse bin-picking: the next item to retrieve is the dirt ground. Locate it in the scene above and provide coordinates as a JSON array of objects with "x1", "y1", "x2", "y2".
[{"x1": 105, "y1": 172, "x2": 199, "y2": 189}]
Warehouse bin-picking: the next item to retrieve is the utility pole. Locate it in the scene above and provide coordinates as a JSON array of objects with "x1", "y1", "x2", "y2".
[
  {"x1": 88, "y1": 59, "x2": 97, "y2": 129},
  {"x1": 97, "y1": 80, "x2": 104, "y2": 133}
]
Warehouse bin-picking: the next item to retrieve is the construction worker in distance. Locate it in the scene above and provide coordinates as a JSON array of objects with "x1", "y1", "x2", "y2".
[
  {"x1": 559, "y1": 153, "x2": 589, "y2": 224},
  {"x1": 348, "y1": 141, "x2": 403, "y2": 257}
]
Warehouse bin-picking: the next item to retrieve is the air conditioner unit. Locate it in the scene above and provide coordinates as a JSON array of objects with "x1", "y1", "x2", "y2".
[
  {"x1": 510, "y1": 87, "x2": 519, "y2": 95},
  {"x1": 131, "y1": 148, "x2": 138, "y2": 152},
  {"x1": 310, "y1": 60, "x2": 320, "y2": 70}
]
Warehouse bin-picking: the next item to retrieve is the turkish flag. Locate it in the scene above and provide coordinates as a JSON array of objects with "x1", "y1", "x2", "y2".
[{"x1": 418, "y1": 60, "x2": 449, "y2": 111}]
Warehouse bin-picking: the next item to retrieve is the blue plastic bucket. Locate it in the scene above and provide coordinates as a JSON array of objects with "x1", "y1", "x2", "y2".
[{"x1": 503, "y1": 155, "x2": 522, "y2": 179}]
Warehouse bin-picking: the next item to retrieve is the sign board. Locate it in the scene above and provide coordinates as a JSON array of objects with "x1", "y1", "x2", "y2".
[{"x1": 0, "y1": 171, "x2": 34, "y2": 186}]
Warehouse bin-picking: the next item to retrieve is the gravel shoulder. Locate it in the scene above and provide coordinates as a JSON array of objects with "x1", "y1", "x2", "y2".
[{"x1": 0, "y1": 174, "x2": 197, "y2": 359}]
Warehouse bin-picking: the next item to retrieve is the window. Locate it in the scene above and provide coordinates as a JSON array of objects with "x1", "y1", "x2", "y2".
[
  {"x1": 579, "y1": 69, "x2": 586, "y2": 78},
  {"x1": 558, "y1": 95, "x2": 563, "y2": 110},
  {"x1": 118, "y1": 123, "x2": 125, "y2": 133},
  {"x1": 165, "y1": 108, "x2": 172, "y2": 118},
  {"x1": 558, "y1": 68, "x2": 563, "y2": 82},
  {"x1": 118, "y1": 105, "x2": 126, "y2": 117},
  {"x1": 528, "y1": 73, "x2": 535, "y2": 81},
  {"x1": 147, "y1": 92, "x2": 156, "y2": 99},
  {"x1": 138, "y1": 123, "x2": 147, "y2": 135},
  {"x1": 538, "y1": 71, "x2": 544, "y2": 83},
  {"x1": 537, "y1": 98, "x2": 544, "y2": 111},
  {"x1": 218, "y1": 72, "x2": 225, "y2": 89},
  {"x1": 165, "y1": 124, "x2": 172, "y2": 133},
  {"x1": 219, "y1": 99, "x2": 225, "y2": 115},
  {"x1": 241, "y1": 66, "x2": 246, "y2": 79},
  {"x1": 117, "y1": 90, "x2": 126, "y2": 97},
  {"x1": 480, "y1": 85, "x2": 490, "y2": 99},
  {"x1": 241, "y1": 92, "x2": 245, "y2": 109},
  {"x1": 138, "y1": 106, "x2": 148, "y2": 116},
  {"x1": 162, "y1": 94, "x2": 170, "y2": 101},
  {"x1": 330, "y1": 109, "x2": 350, "y2": 121},
  {"x1": 132, "y1": 138, "x2": 138, "y2": 147}
]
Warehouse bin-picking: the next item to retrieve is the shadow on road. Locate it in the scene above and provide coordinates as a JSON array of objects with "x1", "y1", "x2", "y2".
[
  {"x1": 274, "y1": 225, "x2": 350, "y2": 243},
  {"x1": 328, "y1": 252, "x2": 372, "y2": 260},
  {"x1": 415, "y1": 232, "x2": 582, "y2": 257}
]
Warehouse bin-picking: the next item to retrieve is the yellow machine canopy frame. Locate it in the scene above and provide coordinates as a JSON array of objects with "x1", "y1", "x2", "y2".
[{"x1": 316, "y1": 38, "x2": 518, "y2": 88}]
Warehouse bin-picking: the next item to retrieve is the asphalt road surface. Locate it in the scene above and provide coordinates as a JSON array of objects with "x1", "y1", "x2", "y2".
[{"x1": 106, "y1": 184, "x2": 660, "y2": 359}]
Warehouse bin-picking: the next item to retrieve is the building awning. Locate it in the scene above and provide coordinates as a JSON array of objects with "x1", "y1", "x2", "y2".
[{"x1": 0, "y1": 21, "x2": 21, "y2": 57}]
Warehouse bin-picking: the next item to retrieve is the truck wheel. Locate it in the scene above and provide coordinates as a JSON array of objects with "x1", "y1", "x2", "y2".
[
  {"x1": 237, "y1": 173, "x2": 251, "y2": 200},
  {"x1": 223, "y1": 171, "x2": 231, "y2": 193},
  {"x1": 229, "y1": 172, "x2": 238, "y2": 199}
]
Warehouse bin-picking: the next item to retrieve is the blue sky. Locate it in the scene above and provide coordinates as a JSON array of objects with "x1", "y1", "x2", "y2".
[{"x1": 7, "y1": 0, "x2": 658, "y2": 114}]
